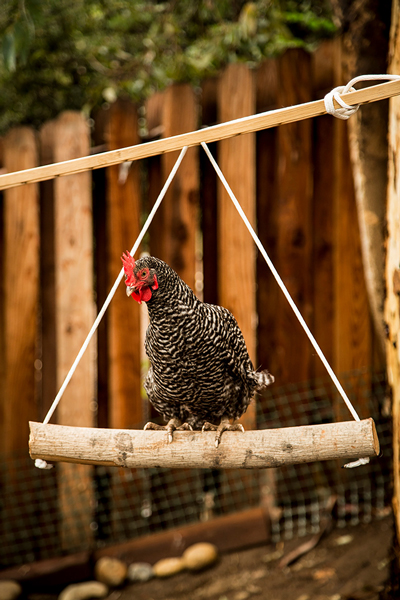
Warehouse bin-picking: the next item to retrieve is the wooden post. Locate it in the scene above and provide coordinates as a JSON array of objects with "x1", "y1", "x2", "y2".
[
  {"x1": 274, "y1": 49, "x2": 313, "y2": 392},
  {"x1": 159, "y1": 83, "x2": 199, "y2": 290},
  {"x1": 2, "y1": 127, "x2": 39, "y2": 455},
  {"x1": 386, "y1": 0, "x2": 400, "y2": 544},
  {"x1": 52, "y1": 111, "x2": 95, "y2": 550},
  {"x1": 1, "y1": 128, "x2": 40, "y2": 562},
  {"x1": 104, "y1": 99, "x2": 142, "y2": 429},
  {"x1": 29, "y1": 419, "x2": 380, "y2": 469},
  {"x1": 217, "y1": 63, "x2": 257, "y2": 430}
]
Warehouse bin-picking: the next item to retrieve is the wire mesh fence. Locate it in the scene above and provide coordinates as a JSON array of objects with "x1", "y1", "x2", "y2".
[{"x1": 0, "y1": 369, "x2": 391, "y2": 569}]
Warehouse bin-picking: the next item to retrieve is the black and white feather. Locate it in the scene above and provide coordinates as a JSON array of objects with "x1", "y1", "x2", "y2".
[{"x1": 123, "y1": 255, "x2": 274, "y2": 443}]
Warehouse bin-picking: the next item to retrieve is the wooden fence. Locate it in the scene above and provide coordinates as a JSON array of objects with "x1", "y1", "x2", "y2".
[{"x1": 0, "y1": 42, "x2": 382, "y2": 460}]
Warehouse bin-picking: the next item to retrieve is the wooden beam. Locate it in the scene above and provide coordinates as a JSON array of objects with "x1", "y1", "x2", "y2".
[
  {"x1": 29, "y1": 419, "x2": 380, "y2": 469},
  {"x1": 1, "y1": 80, "x2": 400, "y2": 190}
]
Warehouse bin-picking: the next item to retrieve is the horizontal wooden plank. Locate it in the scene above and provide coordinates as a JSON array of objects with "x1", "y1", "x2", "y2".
[
  {"x1": 95, "y1": 506, "x2": 270, "y2": 564},
  {"x1": 29, "y1": 419, "x2": 380, "y2": 469},
  {"x1": 0, "y1": 551, "x2": 92, "y2": 589},
  {"x1": 1, "y1": 80, "x2": 400, "y2": 190},
  {"x1": 0, "y1": 506, "x2": 269, "y2": 585}
]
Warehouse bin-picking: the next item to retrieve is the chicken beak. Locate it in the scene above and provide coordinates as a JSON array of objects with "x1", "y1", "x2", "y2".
[{"x1": 126, "y1": 286, "x2": 134, "y2": 297}]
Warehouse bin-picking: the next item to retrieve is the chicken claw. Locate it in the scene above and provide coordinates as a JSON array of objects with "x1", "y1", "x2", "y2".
[
  {"x1": 202, "y1": 416, "x2": 245, "y2": 447},
  {"x1": 144, "y1": 418, "x2": 192, "y2": 443}
]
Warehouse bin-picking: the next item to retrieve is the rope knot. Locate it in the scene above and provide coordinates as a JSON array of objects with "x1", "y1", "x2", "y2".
[
  {"x1": 324, "y1": 74, "x2": 400, "y2": 121},
  {"x1": 324, "y1": 85, "x2": 359, "y2": 120}
]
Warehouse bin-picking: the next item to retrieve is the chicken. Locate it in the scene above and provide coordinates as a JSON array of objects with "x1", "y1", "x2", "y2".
[{"x1": 121, "y1": 253, "x2": 274, "y2": 446}]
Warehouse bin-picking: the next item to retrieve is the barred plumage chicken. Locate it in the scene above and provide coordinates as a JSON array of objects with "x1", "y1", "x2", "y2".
[{"x1": 122, "y1": 253, "x2": 274, "y2": 446}]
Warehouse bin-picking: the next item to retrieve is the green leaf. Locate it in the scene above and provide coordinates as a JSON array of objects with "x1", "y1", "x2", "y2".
[{"x1": 3, "y1": 31, "x2": 16, "y2": 72}]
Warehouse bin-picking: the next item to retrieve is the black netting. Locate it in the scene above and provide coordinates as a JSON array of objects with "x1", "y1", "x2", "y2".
[{"x1": 0, "y1": 370, "x2": 391, "y2": 569}]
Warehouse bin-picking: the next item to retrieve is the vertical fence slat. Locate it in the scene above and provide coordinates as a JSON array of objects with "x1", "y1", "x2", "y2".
[
  {"x1": 333, "y1": 116, "x2": 372, "y2": 418},
  {"x1": 332, "y1": 42, "x2": 372, "y2": 420},
  {"x1": 201, "y1": 78, "x2": 219, "y2": 305},
  {"x1": 105, "y1": 99, "x2": 142, "y2": 429},
  {"x1": 256, "y1": 59, "x2": 279, "y2": 388},
  {"x1": 255, "y1": 59, "x2": 279, "y2": 520},
  {"x1": 275, "y1": 49, "x2": 313, "y2": 389},
  {"x1": 146, "y1": 92, "x2": 164, "y2": 267},
  {"x1": 2, "y1": 127, "x2": 39, "y2": 455},
  {"x1": 53, "y1": 111, "x2": 95, "y2": 550},
  {"x1": 218, "y1": 63, "x2": 257, "y2": 430},
  {"x1": 39, "y1": 121, "x2": 58, "y2": 418},
  {"x1": 53, "y1": 111, "x2": 95, "y2": 429},
  {"x1": 160, "y1": 84, "x2": 199, "y2": 289},
  {"x1": 311, "y1": 43, "x2": 335, "y2": 380}
]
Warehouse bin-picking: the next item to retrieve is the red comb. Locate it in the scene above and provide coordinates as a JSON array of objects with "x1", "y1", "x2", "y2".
[{"x1": 121, "y1": 251, "x2": 136, "y2": 278}]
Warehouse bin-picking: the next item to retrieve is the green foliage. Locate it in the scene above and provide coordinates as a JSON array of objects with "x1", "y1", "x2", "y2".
[{"x1": 0, "y1": 0, "x2": 336, "y2": 133}]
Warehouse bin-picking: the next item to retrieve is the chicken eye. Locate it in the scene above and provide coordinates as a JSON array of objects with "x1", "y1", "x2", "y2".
[{"x1": 140, "y1": 269, "x2": 148, "y2": 279}]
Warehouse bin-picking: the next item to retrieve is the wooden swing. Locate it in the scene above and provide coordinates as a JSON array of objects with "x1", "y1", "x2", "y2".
[{"x1": 4, "y1": 76, "x2": 397, "y2": 470}]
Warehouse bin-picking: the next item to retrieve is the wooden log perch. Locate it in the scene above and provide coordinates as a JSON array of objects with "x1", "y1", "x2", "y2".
[{"x1": 29, "y1": 419, "x2": 380, "y2": 469}]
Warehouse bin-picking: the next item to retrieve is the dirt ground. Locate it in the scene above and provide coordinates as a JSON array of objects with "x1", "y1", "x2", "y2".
[{"x1": 114, "y1": 514, "x2": 394, "y2": 600}]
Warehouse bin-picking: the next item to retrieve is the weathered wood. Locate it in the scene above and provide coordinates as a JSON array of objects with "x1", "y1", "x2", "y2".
[
  {"x1": 94, "y1": 506, "x2": 270, "y2": 564},
  {"x1": 1, "y1": 80, "x2": 400, "y2": 190},
  {"x1": 39, "y1": 121, "x2": 58, "y2": 418},
  {"x1": 311, "y1": 43, "x2": 335, "y2": 380},
  {"x1": 160, "y1": 83, "x2": 199, "y2": 288},
  {"x1": 52, "y1": 111, "x2": 95, "y2": 550},
  {"x1": 0, "y1": 552, "x2": 92, "y2": 589},
  {"x1": 146, "y1": 92, "x2": 164, "y2": 265},
  {"x1": 0, "y1": 507, "x2": 268, "y2": 583},
  {"x1": 386, "y1": 0, "x2": 400, "y2": 545},
  {"x1": 332, "y1": 66, "x2": 372, "y2": 419},
  {"x1": 2, "y1": 127, "x2": 39, "y2": 455},
  {"x1": 105, "y1": 99, "x2": 142, "y2": 429},
  {"x1": 218, "y1": 64, "x2": 257, "y2": 430},
  {"x1": 275, "y1": 49, "x2": 313, "y2": 388},
  {"x1": 29, "y1": 419, "x2": 380, "y2": 469},
  {"x1": 337, "y1": 0, "x2": 390, "y2": 364},
  {"x1": 201, "y1": 77, "x2": 219, "y2": 305},
  {"x1": 256, "y1": 60, "x2": 278, "y2": 378},
  {"x1": 255, "y1": 59, "x2": 279, "y2": 520},
  {"x1": 53, "y1": 111, "x2": 95, "y2": 430}
]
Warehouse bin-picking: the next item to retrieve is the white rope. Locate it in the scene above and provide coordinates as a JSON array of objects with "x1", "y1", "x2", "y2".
[
  {"x1": 35, "y1": 77, "x2": 398, "y2": 470},
  {"x1": 201, "y1": 142, "x2": 369, "y2": 468},
  {"x1": 35, "y1": 146, "x2": 188, "y2": 469},
  {"x1": 200, "y1": 142, "x2": 368, "y2": 453},
  {"x1": 324, "y1": 74, "x2": 400, "y2": 120}
]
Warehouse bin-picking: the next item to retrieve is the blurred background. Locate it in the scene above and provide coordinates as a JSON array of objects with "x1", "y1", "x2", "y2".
[{"x1": 0, "y1": 0, "x2": 397, "y2": 584}]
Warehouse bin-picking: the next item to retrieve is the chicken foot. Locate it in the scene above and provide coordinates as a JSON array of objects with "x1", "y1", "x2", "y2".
[
  {"x1": 202, "y1": 415, "x2": 245, "y2": 447},
  {"x1": 144, "y1": 417, "x2": 192, "y2": 443}
]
